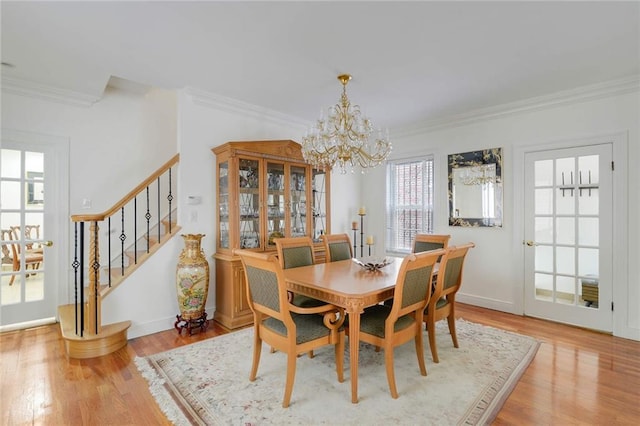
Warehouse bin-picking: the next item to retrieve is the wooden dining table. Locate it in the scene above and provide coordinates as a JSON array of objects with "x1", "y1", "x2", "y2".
[{"x1": 282, "y1": 257, "x2": 404, "y2": 403}]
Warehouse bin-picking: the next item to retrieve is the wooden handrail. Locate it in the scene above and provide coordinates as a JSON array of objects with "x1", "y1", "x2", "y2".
[{"x1": 71, "y1": 154, "x2": 179, "y2": 222}]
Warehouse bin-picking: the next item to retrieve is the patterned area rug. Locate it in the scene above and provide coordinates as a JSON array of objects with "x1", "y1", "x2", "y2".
[{"x1": 136, "y1": 319, "x2": 539, "y2": 425}]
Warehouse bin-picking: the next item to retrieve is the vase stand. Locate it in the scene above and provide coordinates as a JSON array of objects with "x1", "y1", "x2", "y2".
[{"x1": 174, "y1": 311, "x2": 209, "y2": 335}]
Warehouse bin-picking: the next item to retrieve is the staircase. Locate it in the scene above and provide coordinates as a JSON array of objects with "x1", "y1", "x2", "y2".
[{"x1": 59, "y1": 154, "x2": 180, "y2": 359}]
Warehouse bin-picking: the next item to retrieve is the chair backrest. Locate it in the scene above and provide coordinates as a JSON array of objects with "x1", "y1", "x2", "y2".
[
  {"x1": 23, "y1": 225, "x2": 41, "y2": 250},
  {"x1": 412, "y1": 234, "x2": 451, "y2": 254},
  {"x1": 1, "y1": 229, "x2": 18, "y2": 261},
  {"x1": 237, "y1": 249, "x2": 290, "y2": 324},
  {"x1": 274, "y1": 236, "x2": 315, "y2": 269},
  {"x1": 323, "y1": 233, "x2": 353, "y2": 262},
  {"x1": 433, "y1": 243, "x2": 475, "y2": 300},
  {"x1": 389, "y1": 249, "x2": 445, "y2": 318}
]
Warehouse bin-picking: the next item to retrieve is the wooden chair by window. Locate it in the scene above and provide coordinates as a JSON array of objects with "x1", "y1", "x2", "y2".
[
  {"x1": 236, "y1": 249, "x2": 345, "y2": 408},
  {"x1": 424, "y1": 242, "x2": 475, "y2": 363},
  {"x1": 323, "y1": 233, "x2": 353, "y2": 262},
  {"x1": 351, "y1": 249, "x2": 444, "y2": 399},
  {"x1": 1, "y1": 228, "x2": 44, "y2": 286},
  {"x1": 274, "y1": 236, "x2": 329, "y2": 309},
  {"x1": 412, "y1": 233, "x2": 451, "y2": 254}
]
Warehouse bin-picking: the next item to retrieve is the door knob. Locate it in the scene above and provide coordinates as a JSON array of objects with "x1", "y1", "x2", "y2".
[
  {"x1": 524, "y1": 240, "x2": 537, "y2": 247},
  {"x1": 43, "y1": 240, "x2": 53, "y2": 247}
]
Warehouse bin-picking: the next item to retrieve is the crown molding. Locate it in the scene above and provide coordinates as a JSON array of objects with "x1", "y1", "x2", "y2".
[
  {"x1": 183, "y1": 86, "x2": 308, "y2": 130},
  {"x1": 1, "y1": 76, "x2": 101, "y2": 107},
  {"x1": 396, "y1": 75, "x2": 640, "y2": 138}
]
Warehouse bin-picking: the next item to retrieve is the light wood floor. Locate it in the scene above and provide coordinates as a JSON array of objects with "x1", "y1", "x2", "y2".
[{"x1": 1, "y1": 304, "x2": 639, "y2": 425}]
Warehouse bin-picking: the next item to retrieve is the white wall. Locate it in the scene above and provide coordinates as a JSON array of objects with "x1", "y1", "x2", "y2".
[
  {"x1": 365, "y1": 89, "x2": 639, "y2": 340},
  {"x1": 2, "y1": 86, "x2": 178, "y2": 212}
]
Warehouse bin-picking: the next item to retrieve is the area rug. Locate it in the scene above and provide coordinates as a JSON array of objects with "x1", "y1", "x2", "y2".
[{"x1": 135, "y1": 319, "x2": 539, "y2": 425}]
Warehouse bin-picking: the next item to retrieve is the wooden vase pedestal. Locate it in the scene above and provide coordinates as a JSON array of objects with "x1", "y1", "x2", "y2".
[{"x1": 174, "y1": 311, "x2": 208, "y2": 335}]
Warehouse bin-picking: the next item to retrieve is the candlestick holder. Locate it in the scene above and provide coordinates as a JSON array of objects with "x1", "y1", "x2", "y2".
[
  {"x1": 359, "y1": 213, "x2": 365, "y2": 257},
  {"x1": 367, "y1": 243, "x2": 372, "y2": 256},
  {"x1": 351, "y1": 221, "x2": 358, "y2": 256}
]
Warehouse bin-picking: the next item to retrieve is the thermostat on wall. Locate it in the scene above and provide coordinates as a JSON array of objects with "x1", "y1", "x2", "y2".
[{"x1": 187, "y1": 195, "x2": 202, "y2": 205}]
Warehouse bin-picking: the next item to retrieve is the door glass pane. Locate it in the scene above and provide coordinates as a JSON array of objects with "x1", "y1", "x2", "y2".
[
  {"x1": 218, "y1": 161, "x2": 229, "y2": 249},
  {"x1": 535, "y1": 217, "x2": 553, "y2": 243},
  {"x1": 556, "y1": 275, "x2": 576, "y2": 305},
  {"x1": 556, "y1": 217, "x2": 575, "y2": 245},
  {"x1": 239, "y1": 159, "x2": 260, "y2": 249},
  {"x1": 578, "y1": 248, "x2": 599, "y2": 276},
  {"x1": 289, "y1": 165, "x2": 306, "y2": 238},
  {"x1": 534, "y1": 160, "x2": 553, "y2": 186},
  {"x1": 535, "y1": 245, "x2": 553, "y2": 272},
  {"x1": 312, "y1": 168, "x2": 327, "y2": 241},
  {"x1": 556, "y1": 187, "x2": 575, "y2": 215},
  {"x1": 579, "y1": 188, "x2": 599, "y2": 215},
  {"x1": 0, "y1": 149, "x2": 21, "y2": 178},
  {"x1": 266, "y1": 162, "x2": 285, "y2": 248},
  {"x1": 556, "y1": 246, "x2": 575, "y2": 275},
  {"x1": 535, "y1": 188, "x2": 553, "y2": 215},
  {"x1": 578, "y1": 218, "x2": 599, "y2": 246},
  {"x1": 535, "y1": 272, "x2": 553, "y2": 300},
  {"x1": 1, "y1": 181, "x2": 21, "y2": 209}
]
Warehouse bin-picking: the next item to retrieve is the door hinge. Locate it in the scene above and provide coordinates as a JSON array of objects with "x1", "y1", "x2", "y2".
[
  {"x1": 611, "y1": 161, "x2": 615, "y2": 171},
  {"x1": 611, "y1": 301, "x2": 614, "y2": 311}
]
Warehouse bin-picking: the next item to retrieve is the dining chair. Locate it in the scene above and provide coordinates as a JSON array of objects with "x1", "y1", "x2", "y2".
[
  {"x1": 1, "y1": 228, "x2": 44, "y2": 285},
  {"x1": 322, "y1": 233, "x2": 353, "y2": 262},
  {"x1": 236, "y1": 249, "x2": 345, "y2": 408},
  {"x1": 424, "y1": 242, "x2": 475, "y2": 363},
  {"x1": 274, "y1": 236, "x2": 328, "y2": 308},
  {"x1": 412, "y1": 233, "x2": 451, "y2": 254},
  {"x1": 351, "y1": 248, "x2": 445, "y2": 399}
]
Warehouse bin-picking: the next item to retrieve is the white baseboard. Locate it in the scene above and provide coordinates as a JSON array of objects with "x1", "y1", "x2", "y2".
[{"x1": 456, "y1": 293, "x2": 520, "y2": 315}]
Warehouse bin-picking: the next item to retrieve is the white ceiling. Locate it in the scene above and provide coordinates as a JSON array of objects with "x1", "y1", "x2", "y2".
[{"x1": 2, "y1": 1, "x2": 639, "y2": 131}]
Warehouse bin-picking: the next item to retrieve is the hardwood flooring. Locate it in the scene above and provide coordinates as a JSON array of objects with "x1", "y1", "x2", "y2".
[{"x1": 1, "y1": 304, "x2": 639, "y2": 425}]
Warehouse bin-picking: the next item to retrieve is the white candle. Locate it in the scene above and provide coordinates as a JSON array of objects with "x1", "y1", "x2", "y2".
[
  {"x1": 351, "y1": 221, "x2": 358, "y2": 230},
  {"x1": 366, "y1": 235, "x2": 374, "y2": 245},
  {"x1": 358, "y1": 206, "x2": 366, "y2": 215}
]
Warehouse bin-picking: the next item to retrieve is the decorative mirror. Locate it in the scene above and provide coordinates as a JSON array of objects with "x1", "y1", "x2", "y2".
[{"x1": 448, "y1": 148, "x2": 503, "y2": 227}]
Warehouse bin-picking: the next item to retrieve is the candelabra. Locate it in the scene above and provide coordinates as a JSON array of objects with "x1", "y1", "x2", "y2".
[
  {"x1": 359, "y1": 211, "x2": 365, "y2": 257},
  {"x1": 351, "y1": 220, "x2": 358, "y2": 256}
]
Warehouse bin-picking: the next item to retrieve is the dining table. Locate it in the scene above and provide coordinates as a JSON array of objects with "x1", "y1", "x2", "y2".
[{"x1": 282, "y1": 256, "x2": 404, "y2": 403}]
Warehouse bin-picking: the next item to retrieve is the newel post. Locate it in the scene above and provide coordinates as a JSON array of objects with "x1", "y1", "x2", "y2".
[{"x1": 86, "y1": 220, "x2": 102, "y2": 335}]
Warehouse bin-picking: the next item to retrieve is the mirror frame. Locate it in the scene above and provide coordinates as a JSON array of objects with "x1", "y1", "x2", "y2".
[{"x1": 448, "y1": 147, "x2": 503, "y2": 227}]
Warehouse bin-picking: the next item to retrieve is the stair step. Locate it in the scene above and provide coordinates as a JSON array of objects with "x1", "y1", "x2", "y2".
[{"x1": 58, "y1": 304, "x2": 131, "y2": 359}]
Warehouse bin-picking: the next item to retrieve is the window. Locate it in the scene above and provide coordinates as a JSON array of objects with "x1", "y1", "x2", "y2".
[{"x1": 386, "y1": 156, "x2": 434, "y2": 253}]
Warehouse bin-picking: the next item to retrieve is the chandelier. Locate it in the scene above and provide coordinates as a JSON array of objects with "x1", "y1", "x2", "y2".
[{"x1": 301, "y1": 74, "x2": 392, "y2": 173}]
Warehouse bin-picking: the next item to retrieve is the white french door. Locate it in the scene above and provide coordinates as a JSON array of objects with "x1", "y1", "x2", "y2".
[
  {"x1": 523, "y1": 143, "x2": 613, "y2": 332},
  {"x1": 0, "y1": 130, "x2": 68, "y2": 329}
]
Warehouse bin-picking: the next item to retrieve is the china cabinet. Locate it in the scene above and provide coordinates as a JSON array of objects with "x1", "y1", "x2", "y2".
[{"x1": 212, "y1": 140, "x2": 331, "y2": 329}]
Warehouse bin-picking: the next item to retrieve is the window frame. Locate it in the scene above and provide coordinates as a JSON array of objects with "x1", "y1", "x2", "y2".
[{"x1": 385, "y1": 155, "x2": 435, "y2": 254}]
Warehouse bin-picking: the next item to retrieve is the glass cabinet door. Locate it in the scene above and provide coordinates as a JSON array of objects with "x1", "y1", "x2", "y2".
[
  {"x1": 238, "y1": 158, "x2": 261, "y2": 249},
  {"x1": 266, "y1": 162, "x2": 285, "y2": 249},
  {"x1": 218, "y1": 160, "x2": 229, "y2": 249},
  {"x1": 312, "y1": 168, "x2": 328, "y2": 242},
  {"x1": 289, "y1": 165, "x2": 307, "y2": 238}
]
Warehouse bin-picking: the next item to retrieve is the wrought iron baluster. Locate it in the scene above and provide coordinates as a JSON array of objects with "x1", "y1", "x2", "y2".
[
  {"x1": 108, "y1": 216, "x2": 112, "y2": 288},
  {"x1": 79, "y1": 222, "x2": 85, "y2": 337},
  {"x1": 120, "y1": 207, "x2": 126, "y2": 276},
  {"x1": 157, "y1": 177, "x2": 161, "y2": 243},
  {"x1": 92, "y1": 221, "x2": 100, "y2": 335},
  {"x1": 168, "y1": 167, "x2": 173, "y2": 234},
  {"x1": 134, "y1": 197, "x2": 137, "y2": 264},
  {"x1": 146, "y1": 187, "x2": 151, "y2": 253}
]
